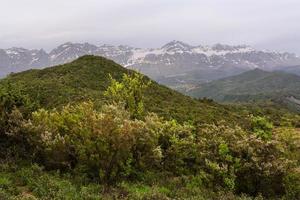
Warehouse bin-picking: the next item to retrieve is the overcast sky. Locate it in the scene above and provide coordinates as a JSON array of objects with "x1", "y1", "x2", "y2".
[{"x1": 0, "y1": 0, "x2": 299, "y2": 54}]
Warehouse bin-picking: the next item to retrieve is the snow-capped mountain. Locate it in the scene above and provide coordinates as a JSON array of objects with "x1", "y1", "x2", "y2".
[
  {"x1": 0, "y1": 48, "x2": 49, "y2": 77},
  {"x1": 1, "y1": 40, "x2": 300, "y2": 90}
]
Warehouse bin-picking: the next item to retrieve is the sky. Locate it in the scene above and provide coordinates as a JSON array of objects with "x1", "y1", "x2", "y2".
[{"x1": 0, "y1": 0, "x2": 299, "y2": 54}]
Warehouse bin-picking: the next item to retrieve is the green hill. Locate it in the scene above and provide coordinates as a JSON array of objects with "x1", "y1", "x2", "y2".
[
  {"x1": 278, "y1": 65, "x2": 300, "y2": 76},
  {"x1": 1, "y1": 56, "x2": 300, "y2": 199},
  {"x1": 187, "y1": 68, "x2": 300, "y2": 111},
  {"x1": 0, "y1": 55, "x2": 243, "y2": 125}
]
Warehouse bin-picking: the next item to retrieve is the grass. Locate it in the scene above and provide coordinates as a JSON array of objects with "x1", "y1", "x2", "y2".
[{"x1": 0, "y1": 162, "x2": 267, "y2": 200}]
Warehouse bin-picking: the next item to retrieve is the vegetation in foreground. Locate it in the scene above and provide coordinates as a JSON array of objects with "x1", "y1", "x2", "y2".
[{"x1": 0, "y1": 56, "x2": 299, "y2": 199}]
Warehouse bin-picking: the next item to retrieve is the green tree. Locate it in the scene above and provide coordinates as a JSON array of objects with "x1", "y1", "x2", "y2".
[
  {"x1": 0, "y1": 81, "x2": 33, "y2": 134},
  {"x1": 104, "y1": 73, "x2": 151, "y2": 119},
  {"x1": 251, "y1": 116, "x2": 273, "y2": 140},
  {"x1": 0, "y1": 81, "x2": 36, "y2": 160}
]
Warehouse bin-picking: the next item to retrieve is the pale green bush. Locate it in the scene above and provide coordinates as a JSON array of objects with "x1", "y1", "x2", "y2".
[{"x1": 25, "y1": 102, "x2": 163, "y2": 182}]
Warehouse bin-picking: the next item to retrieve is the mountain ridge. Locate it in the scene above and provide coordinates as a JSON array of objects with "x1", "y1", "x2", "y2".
[
  {"x1": 1, "y1": 41, "x2": 300, "y2": 91},
  {"x1": 1, "y1": 41, "x2": 299, "y2": 71},
  {"x1": 187, "y1": 69, "x2": 300, "y2": 112}
]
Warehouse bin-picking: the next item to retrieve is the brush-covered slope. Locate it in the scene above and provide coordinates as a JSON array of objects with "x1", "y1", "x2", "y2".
[
  {"x1": 188, "y1": 69, "x2": 300, "y2": 111},
  {"x1": 0, "y1": 55, "x2": 242, "y2": 124}
]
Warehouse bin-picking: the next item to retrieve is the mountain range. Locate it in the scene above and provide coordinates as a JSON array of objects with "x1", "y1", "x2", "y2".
[{"x1": 1, "y1": 41, "x2": 300, "y2": 90}]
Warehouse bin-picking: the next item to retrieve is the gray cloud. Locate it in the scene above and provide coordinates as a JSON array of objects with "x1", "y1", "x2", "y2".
[{"x1": 0, "y1": 0, "x2": 299, "y2": 54}]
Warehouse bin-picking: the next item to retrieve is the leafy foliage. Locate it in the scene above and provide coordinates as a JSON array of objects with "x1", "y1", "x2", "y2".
[
  {"x1": 7, "y1": 102, "x2": 296, "y2": 198},
  {"x1": 0, "y1": 81, "x2": 34, "y2": 134},
  {"x1": 105, "y1": 73, "x2": 151, "y2": 119},
  {"x1": 23, "y1": 102, "x2": 163, "y2": 182},
  {"x1": 251, "y1": 116, "x2": 273, "y2": 140}
]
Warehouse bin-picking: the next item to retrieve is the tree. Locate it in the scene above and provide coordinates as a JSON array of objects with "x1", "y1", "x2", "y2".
[
  {"x1": 0, "y1": 81, "x2": 34, "y2": 134},
  {"x1": 251, "y1": 116, "x2": 273, "y2": 140},
  {"x1": 104, "y1": 73, "x2": 151, "y2": 119}
]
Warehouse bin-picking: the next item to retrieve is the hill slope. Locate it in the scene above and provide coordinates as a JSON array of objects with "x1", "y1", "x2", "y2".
[
  {"x1": 0, "y1": 55, "x2": 243, "y2": 124},
  {"x1": 277, "y1": 65, "x2": 300, "y2": 76},
  {"x1": 1, "y1": 57, "x2": 300, "y2": 200},
  {"x1": 187, "y1": 69, "x2": 300, "y2": 111}
]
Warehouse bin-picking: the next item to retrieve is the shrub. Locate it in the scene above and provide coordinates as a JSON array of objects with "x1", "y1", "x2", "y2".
[
  {"x1": 104, "y1": 73, "x2": 151, "y2": 119},
  {"x1": 251, "y1": 116, "x2": 273, "y2": 140},
  {"x1": 0, "y1": 81, "x2": 35, "y2": 134},
  {"x1": 195, "y1": 122, "x2": 299, "y2": 197},
  {"x1": 15, "y1": 103, "x2": 300, "y2": 198},
  {"x1": 283, "y1": 168, "x2": 300, "y2": 200},
  {"x1": 25, "y1": 102, "x2": 163, "y2": 183},
  {"x1": 0, "y1": 81, "x2": 36, "y2": 161},
  {"x1": 148, "y1": 118, "x2": 196, "y2": 175},
  {"x1": 196, "y1": 123, "x2": 245, "y2": 190}
]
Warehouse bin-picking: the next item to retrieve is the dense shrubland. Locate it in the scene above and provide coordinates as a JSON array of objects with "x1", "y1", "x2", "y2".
[{"x1": 0, "y1": 70, "x2": 299, "y2": 199}]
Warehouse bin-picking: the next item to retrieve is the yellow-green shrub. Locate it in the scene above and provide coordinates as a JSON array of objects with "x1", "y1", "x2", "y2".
[
  {"x1": 11, "y1": 101, "x2": 300, "y2": 197},
  {"x1": 25, "y1": 102, "x2": 163, "y2": 182},
  {"x1": 195, "y1": 122, "x2": 299, "y2": 197}
]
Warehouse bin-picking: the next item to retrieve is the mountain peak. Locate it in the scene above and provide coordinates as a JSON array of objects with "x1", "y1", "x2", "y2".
[
  {"x1": 162, "y1": 40, "x2": 192, "y2": 51},
  {"x1": 53, "y1": 42, "x2": 74, "y2": 50},
  {"x1": 252, "y1": 68, "x2": 267, "y2": 73},
  {"x1": 234, "y1": 68, "x2": 270, "y2": 79},
  {"x1": 212, "y1": 43, "x2": 252, "y2": 51}
]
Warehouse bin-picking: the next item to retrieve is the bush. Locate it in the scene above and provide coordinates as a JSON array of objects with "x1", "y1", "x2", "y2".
[
  {"x1": 283, "y1": 168, "x2": 300, "y2": 200},
  {"x1": 25, "y1": 102, "x2": 164, "y2": 182},
  {"x1": 19, "y1": 103, "x2": 300, "y2": 198},
  {"x1": 0, "y1": 81, "x2": 35, "y2": 133},
  {"x1": 104, "y1": 73, "x2": 151, "y2": 119},
  {"x1": 251, "y1": 116, "x2": 273, "y2": 140},
  {"x1": 193, "y1": 122, "x2": 298, "y2": 197},
  {"x1": 0, "y1": 82, "x2": 36, "y2": 161},
  {"x1": 5, "y1": 73, "x2": 298, "y2": 197}
]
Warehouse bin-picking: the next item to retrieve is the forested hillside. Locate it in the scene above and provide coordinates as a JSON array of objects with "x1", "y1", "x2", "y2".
[
  {"x1": 1, "y1": 55, "x2": 247, "y2": 125},
  {"x1": 188, "y1": 69, "x2": 300, "y2": 112},
  {"x1": 0, "y1": 56, "x2": 299, "y2": 199}
]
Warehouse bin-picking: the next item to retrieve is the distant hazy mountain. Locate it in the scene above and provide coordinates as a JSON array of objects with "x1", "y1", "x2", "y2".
[
  {"x1": 187, "y1": 69, "x2": 300, "y2": 111},
  {"x1": 1, "y1": 41, "x2": 300, "y2": 90},
  {"x1": 0, "y1": 48, "x2": 49, "y2": 77},
  {"x1": 276, "y1": 65, "x2": 300, "y2": 76}
]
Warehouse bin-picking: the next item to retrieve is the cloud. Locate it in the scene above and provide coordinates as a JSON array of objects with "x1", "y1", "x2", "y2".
[{"x1": 0, "y1": 0, "x2": 299, "y2": 54}]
